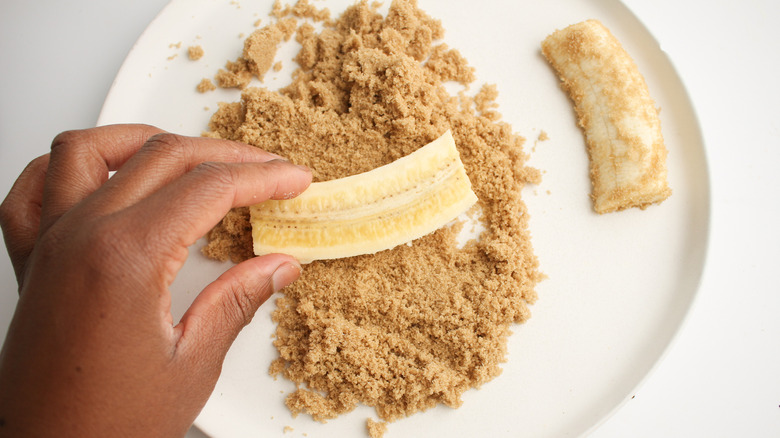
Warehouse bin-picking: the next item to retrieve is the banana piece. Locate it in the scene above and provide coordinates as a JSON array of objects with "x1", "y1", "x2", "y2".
[
  {"x1": 250, "y1": 130, "x2": 478, "y2": 263},
  {"x1": 541, "y1": 19, "x2": 671, "y2": 214}
]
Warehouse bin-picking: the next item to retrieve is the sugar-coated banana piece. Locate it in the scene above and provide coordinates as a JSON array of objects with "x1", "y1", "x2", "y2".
[{"x1": 541, "y1": 19, "x2": 671, "y2": 214}]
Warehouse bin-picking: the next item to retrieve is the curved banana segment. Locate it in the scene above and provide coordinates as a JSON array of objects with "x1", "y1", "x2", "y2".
[
  {"x1": 250, "y1": 130, "x2": 478, "y2": 263},
  {"x1": 542, "y1": 19, "x2": 671, "y2": 214}
]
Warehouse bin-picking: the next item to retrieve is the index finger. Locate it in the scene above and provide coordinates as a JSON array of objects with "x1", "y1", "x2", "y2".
[
  {"x1": 85, "y1": 133, "x2": 285, "y2": 216},
  {"x1": 126, "y1": 159, "x2": 311, "y2": 264}
]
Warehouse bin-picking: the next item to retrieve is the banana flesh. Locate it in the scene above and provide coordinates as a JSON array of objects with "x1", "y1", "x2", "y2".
[
  {"x1": 250, "y1": 130, "x2": 478, "y2": 263},
  {"x1": 541, "y1": 19, "x2": 671, "y2": 214}
]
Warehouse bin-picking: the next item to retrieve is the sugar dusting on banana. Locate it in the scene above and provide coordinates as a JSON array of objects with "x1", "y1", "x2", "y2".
[{"x1": 542, "y1": 19, "x2": 671, "y2": 214}]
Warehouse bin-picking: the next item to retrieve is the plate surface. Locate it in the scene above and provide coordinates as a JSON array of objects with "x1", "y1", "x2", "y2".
[{"x1": 97, "y1": 0, "x2": 710, "y2": 436}]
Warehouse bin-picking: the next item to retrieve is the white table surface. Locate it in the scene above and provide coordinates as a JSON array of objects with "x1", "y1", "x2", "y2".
[{"x1": 1, "y1": 1, "x2": 778, "y2": 437}]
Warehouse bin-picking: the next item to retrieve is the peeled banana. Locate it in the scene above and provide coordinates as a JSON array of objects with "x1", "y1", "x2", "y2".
[
  {"x1": 250, "y1": 130, "x2": 478, "y2": 263},
  {"x1": 541, "y1": 19, "x2": 671, "y2": 214}
]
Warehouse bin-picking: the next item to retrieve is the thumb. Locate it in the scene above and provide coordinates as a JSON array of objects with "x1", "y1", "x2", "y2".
[{"x1": 175, "y1": 253, "x2": 301, "y2": 363}]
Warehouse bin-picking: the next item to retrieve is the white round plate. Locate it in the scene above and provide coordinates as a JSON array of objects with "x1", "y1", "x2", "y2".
[{"x1": 98, "y1": 0, "x2": 710, "y2": 437}]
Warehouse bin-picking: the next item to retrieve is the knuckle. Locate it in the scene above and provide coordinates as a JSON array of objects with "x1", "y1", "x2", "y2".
[
  {"x1": 222, "y1": 280, "x2": 261, "y2": 327},
  {"x1": 142, "y1": 133, "x2": 194, "y2": 161},
  {"x1": 49, "y1": 130, "x2": 97, "y2": 167},
  {"x1": 192, "y1": 161, "x2": 237, "y2": 187},
  {"x1": 50, "y1": 129, "x2": 85, "y2": 152}
]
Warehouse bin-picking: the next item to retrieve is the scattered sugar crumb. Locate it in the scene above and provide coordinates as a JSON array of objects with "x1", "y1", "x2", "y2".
[
  {"x1": 197, "y1": 78, "x2": 216, "y2": 93},
  {"x1": 272, "y1": 0, "x2": 330, "y2": 21},
  {"x1": 273, "y1": 61, "x2": 283, "y2": 72},
  {"x1": 167, "y1": 54, "x2": 178, "y2": 61},
  {"x1": 169, "y1": 41, "x2": 182, "y2": 48},
  {"x1": 367, "y1": 418, "x2": 388, "y2": 438},
  {"x1": 214, "y1": 58, "x2": 252, "y2": 89},
  {"x1": 254, "y1": 18, "x2": 263, "y2": 27},
  {"x1": 532, "y1": 130, "x2": 550, "y2": 153},
  {"x1": 271, "y1": 0, "x2": 291, "y2": 18},
  {"x1": 188, "y1": 45, "x2": 205, "y2": 60},
  {"x1": 283, "y1": 425, "x2": 294, "y2": 433},
  {"x1": 213, "y1": 18, "x2": 296, "y2": 89}
]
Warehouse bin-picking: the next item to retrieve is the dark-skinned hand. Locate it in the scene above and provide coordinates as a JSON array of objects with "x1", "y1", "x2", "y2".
[{"x1": 0, "y1": 125, "x2": 312, "y2": 437}]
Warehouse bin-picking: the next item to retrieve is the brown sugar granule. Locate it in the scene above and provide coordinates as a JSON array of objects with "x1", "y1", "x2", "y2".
[
  {"x1": 242, "y1": 26, "x2": 280, "y2": 78},
  {"x1": 425, "y1": 43, "x2": 475, "y2": 84},
  {"x1": 366, "y1": 418, "x2": 388, "y2": 438},
  {"x1": 188, "y1": 45, "x2": 205, "y2": 60},
  {"x1": 292, "y1": 0, "x2": 331, "y2": 22},
  {"x1": 214, "y1": 58, "x2": 253, "y2": 88},
  {"x1": 203, "y1": 0, "x2": 540, "y2": 428},
  {"x1": 271, "y1": 0, "x2": 292, "y2": 18},
  {"x1": 213, "y1": 18, "x2": 297, "y2": 89},
  {"x1": 196, "y1": 78, "x2": 216, "y2": 93},
  {"x1": 273, "y1": 0, "x2": 331, "y2": 22}
]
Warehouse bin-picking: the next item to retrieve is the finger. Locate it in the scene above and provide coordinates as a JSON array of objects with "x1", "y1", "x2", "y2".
[
  {"x1": 40, "y1": 124, "x2": 164, "y2": 231},
  {"x1": 0, "y1": 154, "x2": 50, "y2": 287},
  {"x1": 126, "y1": 159, "x2": 311, "y2": 262},
  {"x1": 87, "y1": 133, "x2": 284, "y2": 215},
  {"x1": 174, "y1": 254, "x2": 301, "y2": 361}
]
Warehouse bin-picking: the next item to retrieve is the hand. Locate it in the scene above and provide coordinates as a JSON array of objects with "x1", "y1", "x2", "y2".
[{"x1": 0, "y1": 125, "x2": 312, "y2": 437}]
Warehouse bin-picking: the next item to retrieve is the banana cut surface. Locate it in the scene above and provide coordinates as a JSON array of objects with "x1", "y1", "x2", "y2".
[
  {"x1": 250, "y1": 130, "x2": 478, "y2": 263},
  {"x1": 542, "y1": 19, "x2": 671, "y2": 213}
]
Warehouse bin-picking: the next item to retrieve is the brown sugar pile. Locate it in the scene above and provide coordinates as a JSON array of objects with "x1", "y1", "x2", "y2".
[{"x1": 202, "y1": 0, "x2": 542, "y2": 429}]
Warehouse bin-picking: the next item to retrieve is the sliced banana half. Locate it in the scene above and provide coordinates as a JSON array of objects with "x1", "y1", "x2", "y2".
[{"x1": 250, "y1": 130, "x2": 478, "y2": 263}]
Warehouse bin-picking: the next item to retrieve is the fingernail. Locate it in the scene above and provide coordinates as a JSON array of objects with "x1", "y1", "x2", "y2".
[{"x1": 271, "y1": 261, "x2": 302, "y2": 292}]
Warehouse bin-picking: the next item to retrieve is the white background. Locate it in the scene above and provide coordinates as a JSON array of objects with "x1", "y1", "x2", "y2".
[{"x1": 1, "y1": 1, "x2": 778, "y2": 437}]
